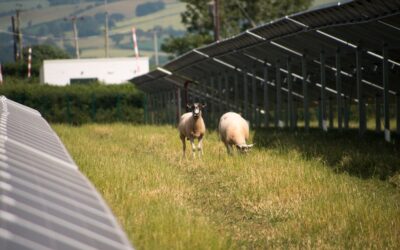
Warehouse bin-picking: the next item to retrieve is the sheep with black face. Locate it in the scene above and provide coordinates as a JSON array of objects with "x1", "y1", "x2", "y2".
[{"x1": 178, "y1": 103, "x2": 206, "y2": 157}]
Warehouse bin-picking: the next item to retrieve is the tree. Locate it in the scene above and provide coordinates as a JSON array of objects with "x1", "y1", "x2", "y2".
[
  {"x1": 111, "y1": 34, "x2": 125, "y2": 47},
  {"x1": 162, "y1": 0, "x2": 312, "y2": 58},
  {"x1": 2, "y1": 45, "x2": 71, "y2": 78},
  {"x1": 23, "y1": 44, "x2": 70, "y2": 65}
]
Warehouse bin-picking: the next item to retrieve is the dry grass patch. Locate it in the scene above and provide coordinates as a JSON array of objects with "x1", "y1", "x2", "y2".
[{"x1": 53, "y1": 124, "x2": 400, "y2": 249}]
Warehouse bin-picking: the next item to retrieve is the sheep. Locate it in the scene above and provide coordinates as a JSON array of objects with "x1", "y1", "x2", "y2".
[
  {"x1": 178, "y1": 103, "x2": 206, "y2": 157},
  {"x1": 218, "y1": 112, "x2": 254, "y2": 154}
]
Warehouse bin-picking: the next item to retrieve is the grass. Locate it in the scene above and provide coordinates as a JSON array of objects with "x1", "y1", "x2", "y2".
[{"x1": 52, "y1": 123, "x2": 400, "y2": 249}]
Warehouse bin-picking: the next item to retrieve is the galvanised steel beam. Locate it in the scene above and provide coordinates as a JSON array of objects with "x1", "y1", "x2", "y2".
[
  {"x1": 376, "y1": 93, "x2": 381, "y2": 132},
  {"x1": 287, "y1": 57, "x2": 294, "y2": 130},
  {"x1": 302, "y1": 53, "x2": 309, "y2": 132},
  {"x1": 276, "y1": 60, "x2": 282, "y2": 128},
  {"x1": 383, "y1": 43, "x2": 390, "y2": 142},
  {"x1": 320, "y1": 50, "x2": 327, "y2": 131},
  {"x1": 357, "y1": 45, "x2": 366, "y2": 135},
  {"x1": 263, "y1": 65, "x2": 269, "y2": 128},
  {"x1": 336, "y1": 48, "x2": 343, "y2": 131},
  {"x1": 244, "y1": 68, "x2": 249, "y2": 119},
  {"x1": 252, "y1": 68, "x2": 257, "y2": 127}
]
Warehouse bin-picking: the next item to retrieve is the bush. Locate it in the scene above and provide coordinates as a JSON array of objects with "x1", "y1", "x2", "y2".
[{"x1": 0, "y1": 82, "x2": 144, "y2": 124}]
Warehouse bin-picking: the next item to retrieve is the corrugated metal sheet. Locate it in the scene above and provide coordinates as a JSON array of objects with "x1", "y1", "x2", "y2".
[{"x1": 0, "y1": 96, "x2": 134, "y2": 250}]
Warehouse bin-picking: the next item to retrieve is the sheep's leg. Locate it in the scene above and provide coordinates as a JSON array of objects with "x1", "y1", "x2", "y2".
[
  {"x1": 189, "y1": 137, "x2": 196, "y2": 158},
  {"x1": 197, "y1": 135, "x2": 204, "y2": 157},
  {"x1": 224, "y1": 142, "x2": 232, "y2": 155},
  {"x1": 180, "y1": 135, "x2": 186, "y2": 158}
]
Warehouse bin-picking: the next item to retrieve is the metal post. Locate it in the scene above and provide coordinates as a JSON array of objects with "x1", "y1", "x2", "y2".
[
  {"x1": 263, "y1": 65, "x2": 269, "y2": 128},
  {"x1": 375, "y1": 94, "x2": 381, "y2": 132},
  {"x1": 224, "y1": 71, "x2": 229, "y2": 111},
  {"x1": 356, "y1": 45, "x2": 366, "y2": 135},
  {"x1": 397, "y1": 94, "x2": 400, "y2": 136},
  {"x1": 218, "y1": 74, "x2": 223, "y2": 117},
  {"x1": 276, "y1": 60, "x2": 282, "y2": 128},
  {"x1": 329, "y1": 97, "x2": 334, "y2": 129},
  {"x1": 143, "y1": 93, "x2": 147, "y2": 124},
  {"x1": 244, "y1": 69, "x2": 249, "y2": 119},
  {"x1": 234, "y1": 70, "x2": 239, "y2": 112},
  {"x1": 382, "y1": 44, "x2": 390, "y2": 141},
  {"x1": 344, "y1": 97, "x2": 349, "y2": 129},
  {"x1": 336, "y1": 48, "x2": 342, "y2": 131},
  {"x1": 287, "y1": 57, "x2": 294, "y2": 130},
  {"x1": 302, "y1": 54, "x2": 309, "y2": 132},
  {"x1": 284, "y1": 100, "x2": 289, "y2": 128},
  {"x1": 177, "y1": 88, "x2": 182, "y2": 123},
  {"x1": 210, "y1": 75, "x2": 215, "y2": 127},
  {"x1": 294, "y1": 101, "x2": 298, "y2": 129},
  {"x1": 320, "y1": 50, "x2": 327, "y2": 131},
  {"x1": 252, "y1": 68, "x2": 257, "y2": 127}
]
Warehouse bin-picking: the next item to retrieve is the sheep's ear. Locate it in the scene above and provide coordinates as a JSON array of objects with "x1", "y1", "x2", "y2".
[
  {"x1": 186, "y1": 104, "x2": 192, "y2": 110},
  {"x1": 201, "y1": 103, "x2": 207, "y2": 109}
]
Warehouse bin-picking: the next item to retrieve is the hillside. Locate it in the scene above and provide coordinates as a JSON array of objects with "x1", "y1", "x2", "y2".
[{"x1": 0, "y1": 0, "x2": 185, "y2": 65}]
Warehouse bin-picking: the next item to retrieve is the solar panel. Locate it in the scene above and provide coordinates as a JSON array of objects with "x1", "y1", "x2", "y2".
[{"x1": 0, "y1": 96, "x2": 134, "y2": 250}]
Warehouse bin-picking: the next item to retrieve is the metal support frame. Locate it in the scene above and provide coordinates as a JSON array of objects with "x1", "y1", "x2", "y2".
[
  {"x1": 284, "y1": 100, "x2": 288, "y2": 128},
  {"x1": 224, "y1": 71, "x2": 229, "y2": 111},
  {"x1": 302, "y1": 54, "x2": 309, "y2": 132},
  {"x1": 210, "y1": 75, "x2": 216, "y2": 127},
  {"x1": 356, "y1": 45, "x2": 366, "y2": 135},
  {"x1": 344, "y1": 97, "x2": 349, "y2": 129},
  {"x1": 397, "y1": 94, "x2": 400, "y2": 135},
  {"x1": 320, "y1": 50, "x2": 327, "y2": 131},
  {"x1": 376, "y1": 94, "x2": 381, "y2": 132},
  {"x1": 263, "y1": 65, "x2": 269, "y2": 128},
  {"x1": 336, "y1": 48, "x2": 343, "y2": 131},
  {"x1": 244, "y1": 68, "x2": 249, "y2": 119},
  {"x1": 218, "y1": 74, "x2": 223, "y2": 117},
  {"x1": 234, "y1": 71, "x2": 239, "y2": 112},
  {"x1": 252, "y1": 68, "x2": 257, "y2": 127},
  {"x1": 287, "y1": 57, "x2": 294, "y2": 130},
  {"x1": 383, "y1": 43, "x2": 390, "y2": 142},
  {"x1": 144, "y1": 93, "x2": 148, "y2": 124},
  {"x1": 177, "y1": 88, "x2": 182, "y2": 123},
  {"x1": 276, "y1": 60, "x2": 282, "y2": 128},
  {"x1": 329, "y1": 97, "x2": 334, "y2": 129}
]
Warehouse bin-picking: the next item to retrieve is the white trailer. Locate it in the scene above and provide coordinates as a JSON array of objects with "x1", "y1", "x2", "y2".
[{"x1": 40, "y1": 57, "x2": 149, "y2": 85}]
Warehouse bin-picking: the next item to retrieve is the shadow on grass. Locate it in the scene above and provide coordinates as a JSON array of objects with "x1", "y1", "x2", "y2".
[{"x1": 253, "y1": 128, "x2": 400, "y2": 181}]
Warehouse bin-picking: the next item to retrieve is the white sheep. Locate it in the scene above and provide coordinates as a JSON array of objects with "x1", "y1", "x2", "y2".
[
  {"x1": 218, "y1": 112, "x2": 254, "y2": 154},
  {"x1": 178, "y1": 103, "x2": 206, "y2": 157}
]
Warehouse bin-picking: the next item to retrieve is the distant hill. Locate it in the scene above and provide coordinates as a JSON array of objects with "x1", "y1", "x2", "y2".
[{"x1": 0, "y1": 0, "x2": 185, "y2": 65}]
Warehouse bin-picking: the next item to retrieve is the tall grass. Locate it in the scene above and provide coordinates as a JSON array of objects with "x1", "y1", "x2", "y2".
[{"x1": 53, "y1": 124, "x2": 400, "y2": 249}]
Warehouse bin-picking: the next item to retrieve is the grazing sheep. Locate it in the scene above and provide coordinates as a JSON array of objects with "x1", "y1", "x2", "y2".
[
  {"x1": 178, "y1": 103, "x2": 206, "y2": 157},
  {"x1": 218, "y1": 112, "x2": 254, "y2": 154}
]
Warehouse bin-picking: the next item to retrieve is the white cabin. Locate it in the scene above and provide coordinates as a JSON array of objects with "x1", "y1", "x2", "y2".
[{"x1": 40, "y1": 57, "x2": 149, "y2": 85}]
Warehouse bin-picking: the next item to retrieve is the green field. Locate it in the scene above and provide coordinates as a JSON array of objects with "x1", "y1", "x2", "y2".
[{"x1": 52, "y1": 123, "x2": 400, "y2": 249}]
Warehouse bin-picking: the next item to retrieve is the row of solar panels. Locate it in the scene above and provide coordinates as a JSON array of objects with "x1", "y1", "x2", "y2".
[
  {"x1": 132, "y1": 0, "x2": 400, "y2": 109},
  {"x1": 0, "y1": 96, "x2": 134, "y2": 250}
]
